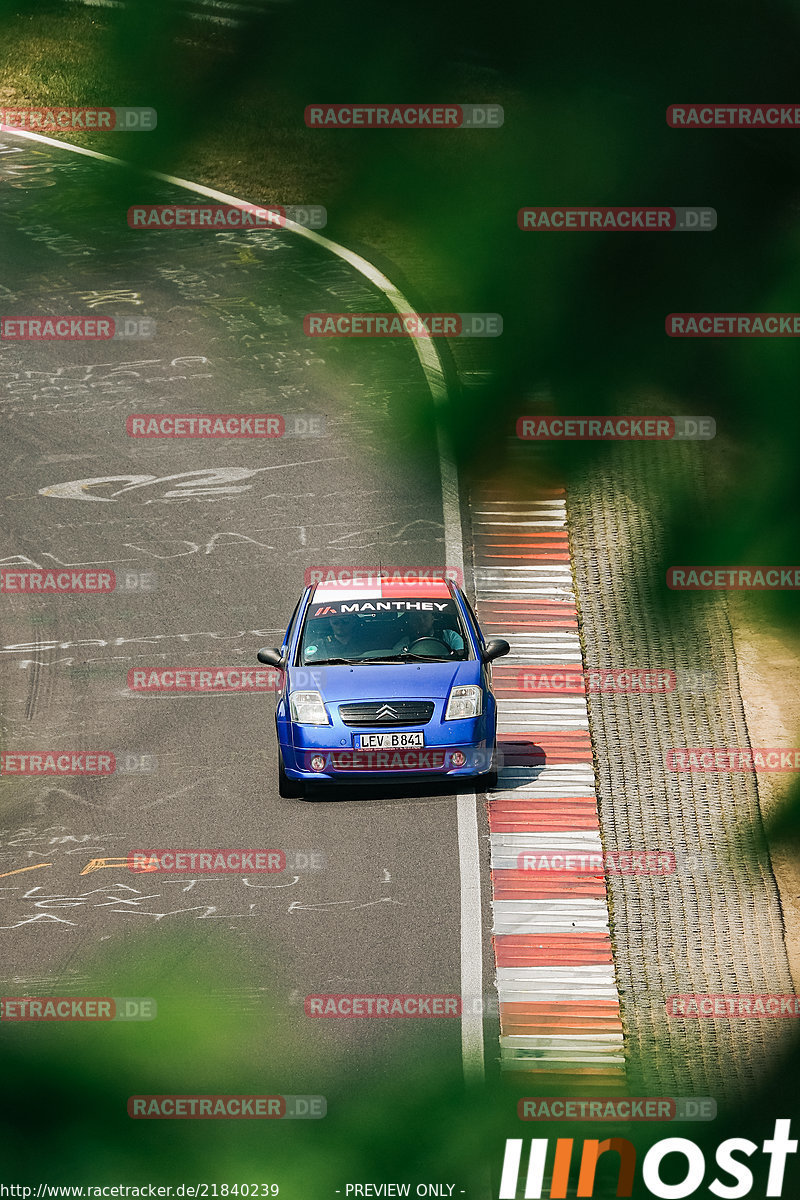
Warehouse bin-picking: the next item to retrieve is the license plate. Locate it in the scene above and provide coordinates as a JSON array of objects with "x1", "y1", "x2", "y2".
[{"x1": 355, "y1": 731, "x2": 424, "y2": 750}]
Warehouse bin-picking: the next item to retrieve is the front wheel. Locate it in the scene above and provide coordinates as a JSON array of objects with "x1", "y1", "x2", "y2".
[
  {"x1": 278, "y1": 751, "x2": 304, "y2": 799},
  {"x1": 480, "y1": 746, "x2": 498, "y2": 791}
]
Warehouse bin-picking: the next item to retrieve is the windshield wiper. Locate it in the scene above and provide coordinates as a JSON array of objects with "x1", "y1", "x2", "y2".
[
  {"x1": 302, "y1": 656, "x2": 353, "y2": 666},
  {"x1": 361, "y1": 653, "x2": 452, "y2": 663}
]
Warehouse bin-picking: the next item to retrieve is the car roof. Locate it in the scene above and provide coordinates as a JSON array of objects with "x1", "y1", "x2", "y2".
[{"x1": 310, "y1": 575, "x2": 455, "y2": 602}]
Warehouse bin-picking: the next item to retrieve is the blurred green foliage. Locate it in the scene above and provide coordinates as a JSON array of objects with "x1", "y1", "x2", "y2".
[
  {"x1": 0, "y1": 2, "x2": 798, "y2": 1192},
  {"x1": 1, "y1": 934, "x2": 799, "y2": 1198}
]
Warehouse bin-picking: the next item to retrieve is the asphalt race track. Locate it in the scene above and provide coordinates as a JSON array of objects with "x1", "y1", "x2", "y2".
[{"x1": 0, "y1": 132, "x2": 496, "y2": 1092}]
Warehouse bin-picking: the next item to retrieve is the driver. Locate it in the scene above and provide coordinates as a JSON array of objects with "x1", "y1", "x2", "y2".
[
  {"x1": 307, "y1": 612, "x2": 365, "y2": 659},
  {"x1": 391, "y1": 607, "x2": 464, "y2": 655}
]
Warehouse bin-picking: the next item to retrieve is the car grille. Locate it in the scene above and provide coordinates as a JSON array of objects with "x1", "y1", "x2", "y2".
[{"x1": 338, "y1": 700, "x2": 435, "y2": 727}]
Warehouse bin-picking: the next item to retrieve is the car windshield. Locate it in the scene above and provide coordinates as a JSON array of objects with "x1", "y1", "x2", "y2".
[{"x1": 299, "y1": 596, "x2": 469, "y2": 665}]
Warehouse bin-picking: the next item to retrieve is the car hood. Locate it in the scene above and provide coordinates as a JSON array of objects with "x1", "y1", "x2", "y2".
[{"x1": 287, "y1": 660, "x2": 480, "y2": 702}]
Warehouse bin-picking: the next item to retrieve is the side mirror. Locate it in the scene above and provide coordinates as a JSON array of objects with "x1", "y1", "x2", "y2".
[
  {"x1": 257, "y1": 647, "x2": 285, "y2": 669},
  {"x1": 482, "y1": 638, "x2": 510, "y2": 663}
]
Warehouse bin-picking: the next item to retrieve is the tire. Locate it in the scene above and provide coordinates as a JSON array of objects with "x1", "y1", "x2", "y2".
[
  {"x1": 300, "y1": 785, "x2": 326, "y2": 803},
  {"x1": 278, "y1": 751, "x2": 304, "y2": 799},
  {"x1": 481, "y1": 744, "x2": 498, "y2": 791}
]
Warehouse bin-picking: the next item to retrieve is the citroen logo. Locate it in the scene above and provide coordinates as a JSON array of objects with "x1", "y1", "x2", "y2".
[{"x1": 376, "y1": 704, "x2": 398, "y2": 719}]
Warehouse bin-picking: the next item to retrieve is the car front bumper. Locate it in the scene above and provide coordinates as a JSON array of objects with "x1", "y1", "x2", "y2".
[{"x1": 280, "y1": 720, "x2": 494, "y2": 783}]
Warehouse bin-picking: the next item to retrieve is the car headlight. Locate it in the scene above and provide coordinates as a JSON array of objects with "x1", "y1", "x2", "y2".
[
  {"x1": 290, "y1": 690, "x2": 330, "y2": 725},
  {"x1": 445, "y1": 685, "x2": 482, "y2": 720}
]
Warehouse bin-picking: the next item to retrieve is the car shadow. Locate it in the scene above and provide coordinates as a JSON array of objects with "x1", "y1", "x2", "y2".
[
  {"x1": 495, "y1": 738, "x2": 545, "y2": 767},
  {"x1": 303, "y1": 777, "x2": 478, "y2": 803}
]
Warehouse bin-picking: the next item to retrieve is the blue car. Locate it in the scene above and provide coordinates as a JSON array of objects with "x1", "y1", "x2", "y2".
[{"x1": 257, "y1": 575, "x2": 510, "y2": 799}]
